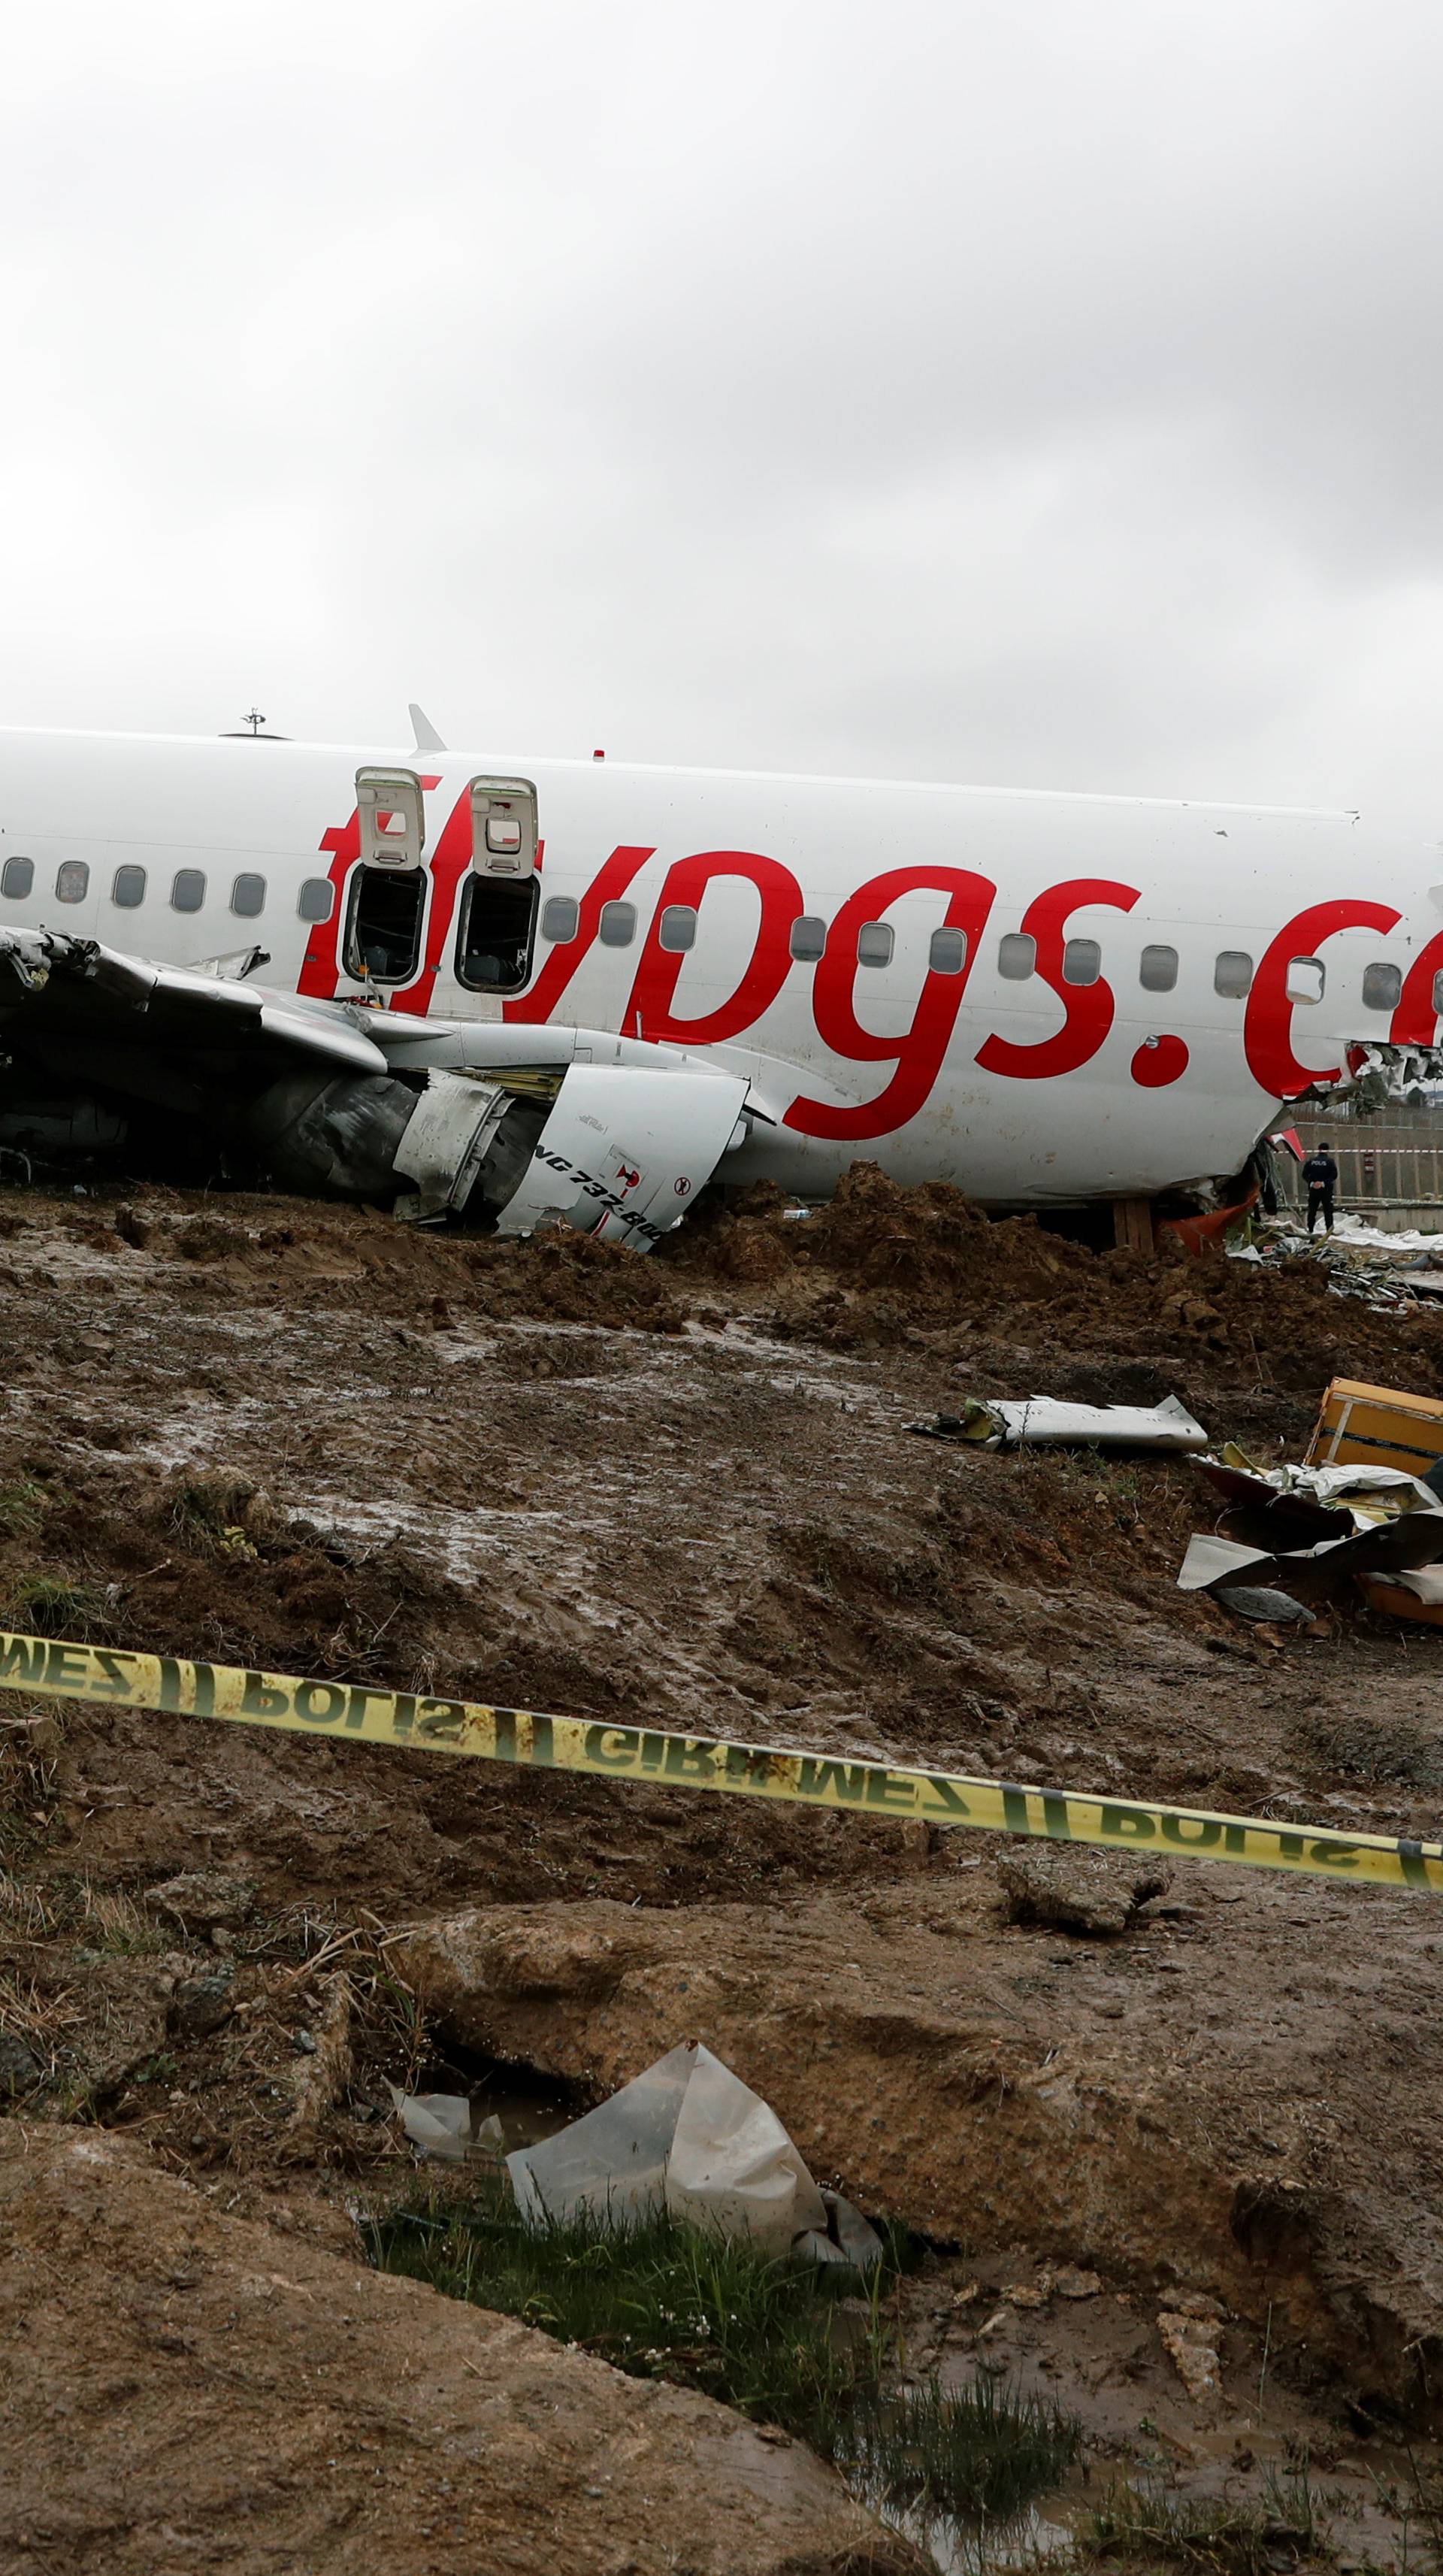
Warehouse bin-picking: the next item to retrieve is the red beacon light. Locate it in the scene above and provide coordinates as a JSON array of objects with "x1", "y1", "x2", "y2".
[{"x1": 593, "y1": 748, "x2": 605, "y2": 760}]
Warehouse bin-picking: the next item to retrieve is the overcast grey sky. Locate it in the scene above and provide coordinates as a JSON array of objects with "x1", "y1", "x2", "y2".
[{"x1": 5, "y1": 1, "x2": 1442, "y2": 809}]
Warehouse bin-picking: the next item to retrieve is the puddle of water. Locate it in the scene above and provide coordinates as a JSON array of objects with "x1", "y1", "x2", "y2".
[{"x1": 879, "y1": 2490, "x2": 1078, "y2": 2574}]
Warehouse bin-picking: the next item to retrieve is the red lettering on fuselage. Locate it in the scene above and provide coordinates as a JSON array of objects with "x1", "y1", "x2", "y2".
[
  {"x1": 294, "y1": 786, "x2": 1423, "y2": 1142},
  {"x1": 625, "y1": 851, "x2": 804, "y2": 1043},
  {"x1": 502, "y1": 845, "x2": 655, "y2": 1023},
  {"x1": 1242, "y1": 899, "x2": 1401, "y2": 1097},
  {"x1": 974, "y1": 879, "x2": 1140, "y2": 1082},
  {"x1": 784, "y1": 867, "x2": 997, "y2": 1140}
]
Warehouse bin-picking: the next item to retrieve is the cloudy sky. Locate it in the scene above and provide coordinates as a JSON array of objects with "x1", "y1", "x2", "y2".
[{"x1": 5, "y1": 2, "x2": 1442, "y2": 811}]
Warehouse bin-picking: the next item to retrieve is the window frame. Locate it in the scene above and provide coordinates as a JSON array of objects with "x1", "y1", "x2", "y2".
[
  {"x1": 1284, "y1": 955, "x2": 1325, "y2": 1005},
  {"x1": 230, "y1": 872, "x2": 266, "y2": 919},
  {"x1": 1214, "y1": 949, "x2": 1254, "y2": 999},
  {"x1": 298, "y1": 877, "x2": 337, "y2": 925},
  {"x1": 540, "y1": 894, "x2": 579, "y2": 945},
  {"x1": 1061, "y1": 936, "x2": 1101, "y2": 988},
  {"x1": 658, "y1": 904, "x2": 697, "y2": 954},
  {"x1": 597, "y1": 900, "x2": 637, "y2": 949},
  {"x1": 1361, "y1": 962, "x2": 1402, "y2": 1013}
]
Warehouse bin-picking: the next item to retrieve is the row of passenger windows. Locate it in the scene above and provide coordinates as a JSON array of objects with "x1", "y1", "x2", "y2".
[
  {"x1": 0, "y1": 855, "x2": 337, "y2": 923},
  {"x1": 2, "y1": 852, "x2": 1438, "y2": 1015},
  {"x1": 536, "y1": 894, "x2": 1435, "y2": 1009}
]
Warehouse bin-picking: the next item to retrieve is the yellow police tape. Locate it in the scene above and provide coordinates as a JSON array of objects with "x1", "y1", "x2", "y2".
[{"x1": 2, "y1": 1624, "x2": 1439, "y2": 1893}]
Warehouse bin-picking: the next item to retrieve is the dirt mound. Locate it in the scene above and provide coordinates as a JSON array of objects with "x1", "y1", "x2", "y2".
[
  {"x1": 395, "y1": 1878, "x2": 1443, "y2": 2421},
  {"x1": 0, "y1": 2120, "x2": 916, "y2": 2574},
  {"x1": 664, "y1": 1165, "x2": 1443, "y2": 1423}
]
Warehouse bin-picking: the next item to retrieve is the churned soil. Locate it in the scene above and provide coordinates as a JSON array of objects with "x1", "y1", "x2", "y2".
[{"x1": 4, "y1": 1165, "x2": 1443, "y2": 2567}]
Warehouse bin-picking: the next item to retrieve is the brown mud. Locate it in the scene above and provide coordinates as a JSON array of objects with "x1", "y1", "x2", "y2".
[{"x1": 3, "y1": 1166, "x2": 1443, "y2": 2570}]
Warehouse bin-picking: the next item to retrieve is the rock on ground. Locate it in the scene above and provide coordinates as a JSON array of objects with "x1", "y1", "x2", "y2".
[
  {"x1": 0, "y1": 2120, "x2": 922, "y2": 2576},
  {"x1": 994, "y1": 1845, "x2": 1171, "y2": 1936}
]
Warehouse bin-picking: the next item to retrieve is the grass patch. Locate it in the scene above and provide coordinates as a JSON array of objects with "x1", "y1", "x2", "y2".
[
  {"x1": 365, "y1": 2176, "x2": 1078, "y2": 2527},
  {"x1": 847, "y1": 2372, "x2": 1078, "y2": 2524},
  {"x1": 74, "y1": 1880, "x2": 170, "y2": 1957},
  {"x1": 1076, "y1": 2462, "x2": 1326, "y2": 2572},
  {"x1": 0, "y1": 1480, "x2": 46, "y2": 1542},
  {"x1": 5, "y1": 1573, "x2": 107, "y2": 1640}
]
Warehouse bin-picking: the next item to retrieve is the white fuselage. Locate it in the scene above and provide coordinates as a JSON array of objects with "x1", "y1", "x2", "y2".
[{"x1": 2, "y1": 725, "x2": 1437, "y2": 1203}]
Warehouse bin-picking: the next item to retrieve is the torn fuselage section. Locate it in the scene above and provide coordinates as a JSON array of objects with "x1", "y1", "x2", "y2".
[{"x1": 0, "y1": 929, "x2": 754, "y2": 1246}]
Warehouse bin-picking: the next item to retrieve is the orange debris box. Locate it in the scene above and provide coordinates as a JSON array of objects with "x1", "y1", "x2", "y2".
[{"x1": 1307, "y1": 1377, "x2": 1443, "y2": 1477}]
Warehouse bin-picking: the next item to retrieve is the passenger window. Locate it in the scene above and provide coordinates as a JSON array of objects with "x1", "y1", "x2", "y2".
[
  {"x1": 998, "y1": 933, "x2": 1036, "y2": 980},
  {"x1": 1062, "y1": 937, "x2": 1100, "y2": 987},
  {"x1": 598, "y1": 901, "x2": 637, "y2": 947},
  {"x1": 171, "y1": 870, "x2": 206, "y2": 913},
  {"x1": 857, "y1": 921, "x2": 894, "y2": 967},
  {"x1": 112, "y1": 865, "x2": 146, "y2": 909},
  {"x1": 1362, "y1": 963, "x2": 1402, "y2": 1011},
  {"x1": 56, "y1": 861, "x2": 89, "y2": 904},
  {"x1": 231, "y1": 873, "x2": 266, "y2": 919},
  {"x1": 658, "y1": 904, "x2": 697, "y2": 953},
  {"x1": 1, "y1": 856, "x2": 34, "y2": 899},
  {"x1": 344, "y1": 865, "x2": 424, "y2": 982},
  {"x1": 1140, "y1": 943, "x2": 1178, "y2": 991},
  {"x1": 928, "y1": 927, "x2": 967, "y2": 975},
  {"x1": 1433, "y1": 970, "x2": 1443, "y2": 1016},
  {"x1": 298, "y1": 878, "x2": 335, "y2": 924},
  {"x1": 1285, "y1": 955, "x2": 1324, "y2": 1004},
  {"x1": 541, "y1": 895, "x2": 579, "y2": 943},
  {"x1": 789, "y1": 915, "x2": 827, "y2": 961},
  {"x1": 455, "y1": 875, "x2": 538, "y2": 993},
  {"x1": 1215, "y1": 950, "x2": 1253, "y2": 998}
]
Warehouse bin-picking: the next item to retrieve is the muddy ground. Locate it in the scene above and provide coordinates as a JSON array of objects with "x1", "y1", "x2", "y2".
[{"x1": 3, "y1": 1167, "x2": 1443, "y2": 2571}]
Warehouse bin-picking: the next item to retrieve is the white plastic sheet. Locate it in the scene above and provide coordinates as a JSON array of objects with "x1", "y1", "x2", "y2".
[
  {"x1": 388, "y1": 2084, "x2": 504, "y2": 2164},
  {"x1": 505, "y1": 2042, "x2": 878, "y2": 2266}
]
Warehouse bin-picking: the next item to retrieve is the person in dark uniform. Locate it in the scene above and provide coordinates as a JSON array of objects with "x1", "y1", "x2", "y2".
[{"x1": 1302, "y1": 1140, "x2": 1339, "y2": 1234}]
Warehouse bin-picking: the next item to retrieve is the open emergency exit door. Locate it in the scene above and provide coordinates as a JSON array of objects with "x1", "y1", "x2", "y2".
[
  {"x1": 345, "y1": 767, "x2": 428, "y2": 984},
  {"x1": 454, "y1": 776, "x2": 540, "y2": 993}
]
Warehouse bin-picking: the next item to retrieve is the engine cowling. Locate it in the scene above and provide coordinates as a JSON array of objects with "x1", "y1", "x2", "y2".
[{"x1": 244, "y1": 1060, "x2": 749, "y2": 1242}]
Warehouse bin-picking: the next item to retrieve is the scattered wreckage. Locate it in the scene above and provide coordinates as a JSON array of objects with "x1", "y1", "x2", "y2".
[
  {"x1": 909, "y1": 1394, "x2": 1208, "y2": 1452},
  {"x1": 914, "y1": 1355, "x2": 1443, "y2": 1633},
  {"x1": 1178, "y1": 1377, "x2": 1443, "y2": 1630}
]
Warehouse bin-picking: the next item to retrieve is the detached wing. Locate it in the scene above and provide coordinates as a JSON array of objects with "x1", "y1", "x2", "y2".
[
  {"x1": 0, "y1": 927, "x2": 754, "y2": 1246},
  {"x1": 0, "y1": 926, "x2": 386, "y2": 1081}
]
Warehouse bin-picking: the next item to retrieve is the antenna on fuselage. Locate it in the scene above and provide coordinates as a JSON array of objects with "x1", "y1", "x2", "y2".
[{"x1": 220, "y1": 708, "x2": 289, "y2": 739}]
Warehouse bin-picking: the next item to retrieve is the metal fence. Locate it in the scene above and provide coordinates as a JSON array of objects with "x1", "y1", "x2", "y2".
[{"x1": 1276, "y1": 1108, "x2": 1443, "y2": 1230}]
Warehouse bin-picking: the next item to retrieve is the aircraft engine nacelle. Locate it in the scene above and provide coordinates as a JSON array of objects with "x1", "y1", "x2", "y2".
[{"x1": 244, "y1": 1059, "x2": 750, "y2": 1241}]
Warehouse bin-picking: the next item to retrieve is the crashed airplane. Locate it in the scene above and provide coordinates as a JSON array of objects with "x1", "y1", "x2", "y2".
[{"x1": 1, "y1": 722, "x2": 1439, "y2": 1243}]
